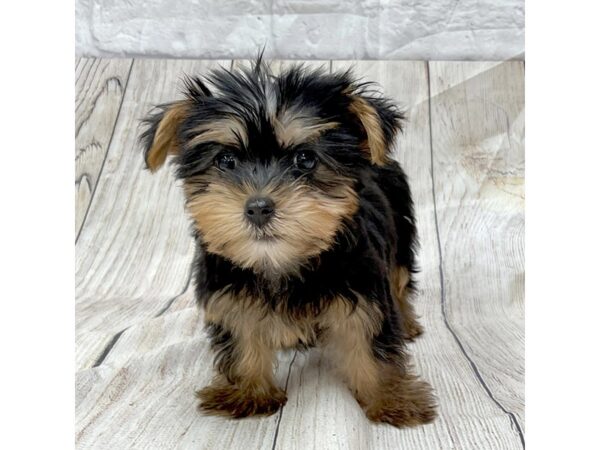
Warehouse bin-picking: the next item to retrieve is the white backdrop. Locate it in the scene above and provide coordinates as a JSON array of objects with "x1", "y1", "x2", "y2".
[{"x1": 76, "y1": 0, "x2": 524, "y2": 60}]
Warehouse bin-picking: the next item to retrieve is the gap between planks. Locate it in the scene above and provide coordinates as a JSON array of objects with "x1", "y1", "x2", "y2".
[{"x1": 91, "y1": 264, "x2": 195, "y2": 368}]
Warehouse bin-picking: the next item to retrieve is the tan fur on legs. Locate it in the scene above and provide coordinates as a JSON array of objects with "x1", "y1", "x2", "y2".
[
  {"x1": 362, "y1": 368, "x2": 437, "y2": 427},
  {"x1": 319, "y1": 296, "x2": 384, "y2": 399},
  {"x1": 321, "y1": 296, "x2": 436, "y2": 427},
  {"x1": 196, "y1": 375, "x2": 287, "y2": 418},
  {"x1": 390, "y1": 266, "x2": 424, "y2": 340},
  {"x1": 196, "y1": 330, "x2": 287, "y2": 418},
  {"x1": 197, "y1": 290, "x2": 314, "y2": 418}
]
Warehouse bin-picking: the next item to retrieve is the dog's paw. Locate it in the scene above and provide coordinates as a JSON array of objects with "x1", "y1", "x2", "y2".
[
  {"x1": 363, "y1": 376, "x2": 437, "y2": 427},
  {"x1": 401, "y1": 320, "x2": 424, "y2": 341},
  {"x1": 196, "y1": 380, "x2": 287, "y2": 418}
]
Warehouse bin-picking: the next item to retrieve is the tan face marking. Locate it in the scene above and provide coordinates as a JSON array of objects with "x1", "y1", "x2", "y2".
[
  {"x1": 272, "y1": 106, "x2": 338, "y2": 148},
  {"x1": 184, "y1": 171, "x2": 358, "y2": 276},
  {"x1": 187, "y1": 117, "x2": 249, "y2": 149},
  {"x1": 184, "y1": 99, "x2": 336, "y2": 152}
]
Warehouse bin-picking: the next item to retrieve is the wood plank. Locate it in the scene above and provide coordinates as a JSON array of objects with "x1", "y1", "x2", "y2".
[
  {"x1": 75, "y1": 58, "x2": 133, "y2": 236},
  {"x1": 75, "y1": 59, "x2": 231, "y2": 369},
  {"x1": 269, "y1": 61, "x2": 524, "y2": 449},
  {"x1": 428, "y1": 61, "x2": 525, "y2": 426}
]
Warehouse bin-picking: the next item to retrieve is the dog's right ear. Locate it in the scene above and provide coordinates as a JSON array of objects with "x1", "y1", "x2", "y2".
[{"x1": 139, "y1": 101, "x2": 190, "y2": 172}]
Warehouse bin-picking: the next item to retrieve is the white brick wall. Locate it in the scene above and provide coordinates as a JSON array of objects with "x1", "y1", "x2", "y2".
[{"x1": 76, "y1": 0, "x2": 524, "y2": 60}]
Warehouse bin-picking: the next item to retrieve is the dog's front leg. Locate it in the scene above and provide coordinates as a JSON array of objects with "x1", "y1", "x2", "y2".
[{"x1": 196, "y1": 321, "x2": 287, "y2": 418}]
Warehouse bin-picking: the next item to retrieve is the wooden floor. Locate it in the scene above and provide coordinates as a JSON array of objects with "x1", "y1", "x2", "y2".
[{"x1": 75, "y1": 59, "x2": 524, "y2": 450}]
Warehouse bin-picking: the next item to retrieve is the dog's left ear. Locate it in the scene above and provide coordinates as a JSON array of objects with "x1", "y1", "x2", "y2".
[
  {"x1": 347, "y1": 93, "x2": 405, "y2": 166},
  {"x1": 139, "y1": 101, "x2": 190, "y2": 172}
]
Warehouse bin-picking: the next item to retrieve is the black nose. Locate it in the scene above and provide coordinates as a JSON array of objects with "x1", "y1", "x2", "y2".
[{"x1": 245, "y1": 196, "x2": 275, "y2": 227}]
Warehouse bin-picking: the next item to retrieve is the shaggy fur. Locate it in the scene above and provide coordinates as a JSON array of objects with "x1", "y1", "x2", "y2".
[{"x1": 140, "y1": 59, "x2": 437, "y2": 428}]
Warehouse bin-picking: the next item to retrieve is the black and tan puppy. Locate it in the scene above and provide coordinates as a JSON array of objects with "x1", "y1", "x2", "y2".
[{"x1": 140, "y1": 60, "x2": 436, "y2": 427}]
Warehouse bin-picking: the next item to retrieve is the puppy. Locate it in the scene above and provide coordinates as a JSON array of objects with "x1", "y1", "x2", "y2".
[{"x1": 140, "y1": 60, "x2": 437, "y2": 427}]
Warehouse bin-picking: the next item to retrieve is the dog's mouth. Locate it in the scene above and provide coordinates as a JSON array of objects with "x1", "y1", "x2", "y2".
[
  {"x1": 247, "y1": 223, "x2": 279, "y2": 243},
  {"x1": 254, "y1": 234, "x2": 278, "y2": 243},
  {"x1": 246, "y1": 214, "x2": 284, "y2": 243}
]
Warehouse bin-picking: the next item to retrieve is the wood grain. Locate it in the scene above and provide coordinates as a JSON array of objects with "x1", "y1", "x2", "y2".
[
  {"x1": 428, "y1": 61, "x2": 525, "y2": 427},
  {"x1": 75, "y1": 58, "x2": 133, "y2": 236}
]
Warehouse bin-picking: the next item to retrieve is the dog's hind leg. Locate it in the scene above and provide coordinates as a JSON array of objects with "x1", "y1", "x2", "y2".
[{"x1": 390, "y1": 266, "x2": 424, "y2": 340}]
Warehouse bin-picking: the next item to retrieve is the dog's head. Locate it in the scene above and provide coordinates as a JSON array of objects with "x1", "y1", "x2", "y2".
[{"x1": 140, "y1": 60, "x2": 404, "y2": 276}]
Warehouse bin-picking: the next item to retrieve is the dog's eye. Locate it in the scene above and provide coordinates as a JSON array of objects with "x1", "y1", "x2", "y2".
[
  {"x1": 215, "y1": 153, "x2": 237, "y2": 170},
  {"x1": 293, "y1": 150, "x2": 318, "y2": 171}
]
